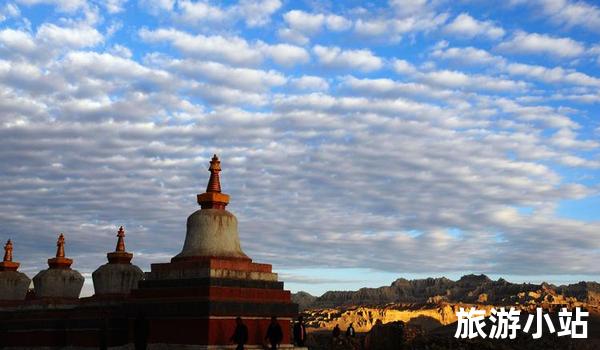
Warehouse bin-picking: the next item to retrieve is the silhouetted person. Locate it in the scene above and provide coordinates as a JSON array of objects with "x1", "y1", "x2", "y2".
[
  {"x1": 231, "y1": 317, "x2": 248, "y2": 350},
  {"x1": 332, "y1": 324, "x2": 340, "y2": 338},
  {"x1": 346, "y1": 322, "x2": 355, "y2": 337},
  {"x1": 330, "y1": 324, "x2": 341, "y2": 349},
  {"x1": 265, "y1": 316, "x2": 283, "y2": 350},
  {"x1": 134, "y1": 312, "x2": 149, "y2": 350},
  {"x1": 293, "y1": 316, "x2": 307, "y2": 346}
]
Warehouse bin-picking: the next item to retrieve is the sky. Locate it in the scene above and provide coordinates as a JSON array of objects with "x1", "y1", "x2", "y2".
[{"x1": 0, "y1": 0, "x2": 599, "y2": 297}]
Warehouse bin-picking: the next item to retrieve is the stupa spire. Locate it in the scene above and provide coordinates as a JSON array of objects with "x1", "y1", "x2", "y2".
[
  {"x1": 206, "y1": 154, "x2": 222, "y2": 193},
  {"x1": 56, "y1": 233, "x2": 65, "y2": 258},
  {"x1": 107, "y1": 226, "x2": 133, "y2": 264},
  {"x1": 0, "y1": 239, "x2": 19, "y2": 271},
  {"x1": 3, "y1": 239, "x2": 13, "y2": 262},
  {"x1": 197, "y1": 154, "x2": 230, "y2": 209},
  {"x1": 48, "y1": 233, "x2": 73, "y2": 269},
  {"x1": 116, "y1": 226, "x2": 126, "y2": 252}
]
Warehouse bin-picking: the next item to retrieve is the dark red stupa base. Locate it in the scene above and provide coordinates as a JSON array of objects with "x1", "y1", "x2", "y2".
[
  {"x1": 0, "y1": 257, "x2": 298, "y2": 349},
  {"x1": 132, "y1": 256, "x2": 297, "y2": 346}
]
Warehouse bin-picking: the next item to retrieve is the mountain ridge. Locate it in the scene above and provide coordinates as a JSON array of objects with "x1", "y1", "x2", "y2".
[{"x1": 293, "y1": 274, "x2": 600, "y2": 310}]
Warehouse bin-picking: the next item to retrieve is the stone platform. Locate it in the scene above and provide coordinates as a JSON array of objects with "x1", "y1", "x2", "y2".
[{"x1": 129, "y1": 256, "x2": 297, "y2": 346}]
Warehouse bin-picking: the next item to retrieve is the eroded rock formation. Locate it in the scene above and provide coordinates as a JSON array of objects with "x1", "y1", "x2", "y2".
[
  {"x1": 293, "y1": 274, "x2": 600, "y2": 335},
  {"x1": 295, "y1": 274, "x2": 600, "y2": 311}
]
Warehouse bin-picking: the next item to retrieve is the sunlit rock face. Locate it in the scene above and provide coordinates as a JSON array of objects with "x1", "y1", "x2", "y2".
[{"x1": 174, "y1": 209, "x2": 248, "y2": 260}]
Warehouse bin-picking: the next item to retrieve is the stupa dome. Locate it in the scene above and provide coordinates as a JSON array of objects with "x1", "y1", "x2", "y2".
[
  {"x1": 92, "y1": 226, "x2": 143, "y2": 295},
  {"x1": 32, "y1": 234, "x2": 84, "y2": 299},
  {"x1": 0, "y1": 239, "x2": 31, "y2": 300}
]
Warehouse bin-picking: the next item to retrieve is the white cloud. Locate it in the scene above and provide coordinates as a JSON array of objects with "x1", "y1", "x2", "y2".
[
  {"x1": 313, "y1": 45, "x2": 383, "y2": 72},
  {"x1": 430, "y1": 45, "x2": 600, "y2": 88},
  {"x1": 550, "y1": 128, "x2": 598, "y2": 149},
  {"x1": 167, "y1": 59, "x2": 286, "y2": 92},
  {"x1": 103, "y1": 0, "x2": 127, "y2": 13},
  {"x1": 496, "y1": 31, "x2": 585, "y2": 58},
  {"x1": 506, "y1": 62, "x2": 600, "y2": 87},
  {"x1": 283, "y1": 10, "x2": 325, "y2": 34},
  {"x1": 58, "y1": 52, "x2": 173, "y2": 102},
  {"x1": 36, "y1": 23, "x2": 103, "y2": 48},
  {"x1": 422, "y1": 70, "x2": 527, "y2": 92},
  {"x1": 235, "y1": 0, "x2": 281, "y2": 27},
  {"x1": 588, "y1": 47, "x2": 600, "y2": 70},
  {"x1": 17, "y1": 0, "x2": 87, "y2": 12},
  {"x1": 259, "y1": 43, "x2": 310, "y2": 67},
  {"x1": 339, "y1": 76, "x2": 468, "y2": 108},
  {"x1": 276, "y1": 28, "x2": 308, "y2": 45},
  {"x1": 138, "y1": 0, "x2": 174, "y2": 14},
  {"x1": 495, "y1": 98, "x2": 579, "y2": 129},
  {"x1": 529, "y1": 0, "x2": 600, "y2": 33},
  {"x1": 190, "y1": 82, "x2": 268, "y2": 106},
  {"x1": 0, "y1": 59, "x2": 63, "y2": 94},
  {"x1": 354, "y1": 19, "x2": 389, "y2": 36},
  {"x1": 146, "y1": 0, "x2": 280, "y2": 28},
  {"x1": 354, "y1": 13, "x2": 449, "y2": 39},
  {"x1": 290, "y1": 76, "x2": 329, "y2": 91},
  {"x1": 389, "y1": 0, "x2": 431, "y2": 17},
  {"x1": 176, "y1": 0, "x2": 226, "y2": 24},
  {"x1": 0, "y1": 24, "x2": 105, "y2": 64},
  {"x1": 108, "y1": 44, "x2": 132, "y2": 58},
  {"x1": 392, "y1": 59, "x2": 417, "y2": 75},
  {"x1": 140, "y1": 28, "x2": 309, "y2": 68},
  {"x1": 444, "y1": 13, "x2": 505, "y2": 40},
  {"x1": 431, "y1": 46, "x2": 505, "y2": 66},
  {"x1": 139, "y1": 28, "x2": 263, "y2": 66},
  {"x1": 280, "y1": 10, "x2": 351, "y2": 42},
  {"x1": 325, "y1": 14, "x2": 352, "y2": 31},
  {"x1": 0, "y1": 28, "x2": 36, "y2": 55},
  {"x1": 106, "y1": 21, "x2": 123, "y2": 38},
  {"x1": 0, "y1": 3, "x2": 20, "y2": 22},
  {"x1": 391, "y1": 57, "x2": 528, "y2": 93}
]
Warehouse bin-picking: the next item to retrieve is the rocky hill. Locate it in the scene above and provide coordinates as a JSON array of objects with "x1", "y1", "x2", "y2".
[
  {"x1": 293, "y1": 291, "x2": 318, "y2": 311},
  {"x1": 293, "y1": 274, "x2": 600, "y2": 311},
  {"x1": 294, "y1": 275, "x2": 600, "y2": 349}
]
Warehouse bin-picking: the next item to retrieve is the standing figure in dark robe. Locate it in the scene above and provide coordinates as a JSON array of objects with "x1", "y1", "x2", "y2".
[
  {"x1": 231, "y1": 317, "x2": 248, "y2": 350},
  {"x1": 346, "y1": 322, "x2": 355, "y2": 337},
  {"x1": 293, "y1": 316, "x2": 307, "y2": 346},
  {"x1": 265, "y1": 316, "x2": 283, "y2": 350},
  {"x1": 332, "y1": 324, "x2": 341, "y2": 339}
]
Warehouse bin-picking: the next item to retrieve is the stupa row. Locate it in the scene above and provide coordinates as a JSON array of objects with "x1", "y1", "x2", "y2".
[
  {"x1": 0, "y1": 226, "x2": 143, "y2": 301},
  {"x1": 0, "y1": 155, "x2": 298, "y2": 349}
]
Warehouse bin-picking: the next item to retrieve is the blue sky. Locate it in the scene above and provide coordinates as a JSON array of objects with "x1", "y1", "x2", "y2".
[{"x1": 0, "y1": 0, "x2": 599, "y2": 296}]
